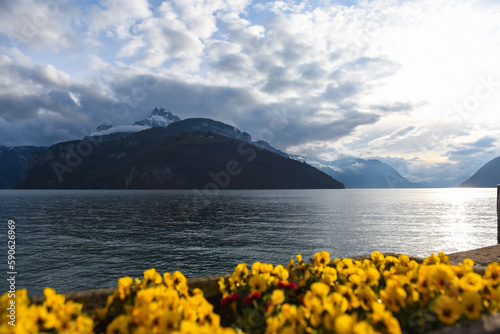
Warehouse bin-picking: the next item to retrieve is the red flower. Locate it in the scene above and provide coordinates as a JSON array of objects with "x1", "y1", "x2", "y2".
[
  {"x1": 278, "y1": 281, "x2": 298, "y2": 291},
  {"x1": 220, "y1": 293, "x2": 240, "y2": 306},
  {"x1": 243, "y1": 291, "x2": 262, "y2": 305}
]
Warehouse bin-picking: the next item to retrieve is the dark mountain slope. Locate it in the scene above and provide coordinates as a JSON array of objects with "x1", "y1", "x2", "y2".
[
  {"x1": 0, "y1": 146, "x2": 46, "y2": 188},
  {"x1": 460, "y1": 155, "x2": 500, "y2": 187},
  {"x1": 18, "y1": 128, "x2": 344, "y2": 190}
]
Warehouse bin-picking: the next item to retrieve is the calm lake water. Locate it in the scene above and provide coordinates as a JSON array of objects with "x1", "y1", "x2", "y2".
[{"x1": 0, "y1": 188, "x2": 497, "y2": 296}]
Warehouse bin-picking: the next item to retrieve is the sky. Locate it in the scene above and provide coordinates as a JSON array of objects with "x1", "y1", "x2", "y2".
[{"x1": 0, "y1": 0, "x2": 499, "y2": 186}]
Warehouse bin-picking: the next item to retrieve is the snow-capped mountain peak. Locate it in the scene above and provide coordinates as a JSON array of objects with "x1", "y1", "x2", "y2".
[
  {"x1": 88, "y1": 107, "x2": 181, "y2": 137},
  {"x1": 134, "y1": 107, "x2": 181, "y2": 127}
]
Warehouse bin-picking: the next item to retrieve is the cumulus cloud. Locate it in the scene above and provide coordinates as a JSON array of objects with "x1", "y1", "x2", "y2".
[
  {"x1": 88, "y1": 0, "x2": 152, "y2": 39},
  {"x1": 0, "y1": 0, "x2": 79, "y2": 50}
]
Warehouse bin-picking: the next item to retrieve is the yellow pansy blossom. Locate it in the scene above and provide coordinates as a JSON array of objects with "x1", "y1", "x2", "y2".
[
  {"x1": 313, "y1": 251, "x2": 331, "y2": 267},
  {"x1": 271, "y1": 289, "x2": 286, "y2": 306},
  {"x1": 118, "y1": 276, "x2": 134, "y2": 300},
  {"x1": 434, "y1": 295, "x2": 462, "y2": 325},
  {"x1": 273, "y1": 264, "x2": 290, "y2": 281},
  {"x1": 142, "y1": 268, "x2": 162, "y2": 286},
  {"x1": 461, "y1": 290, "x2": 483, "y2": 320},
  {"x1": 460, "y1": 272, "x2": 484, "y2": 292},
  {"x1": 334, "y1": 313, "x2": 356, "y2": 334},
  {"x1": 484, "y1": 261, "x2": 500, "y2": 286},
  {"x1": 249, "y1": 275, "x2": 268, "y2": 293}
]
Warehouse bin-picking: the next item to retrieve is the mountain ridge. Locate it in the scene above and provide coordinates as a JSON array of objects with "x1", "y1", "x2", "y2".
[
  {"x1": 0, "y1": 146, "x2": 47, "y2": 188},
  {"x1": 18, "y1": 124, "x2": 344, "y2": 190},
  {"x1": 459, "y1": 155, "x2": 500, "y2": 187},
  {"x1": 308, "y1": 157, "x2": 424, "y2": 188}
]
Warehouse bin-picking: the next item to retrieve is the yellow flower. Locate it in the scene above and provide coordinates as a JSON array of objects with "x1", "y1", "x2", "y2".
[
  {"x1": 158, "y1": 310, "x2": 180, "y2": 331},
  {"x1": 273, "y1": 265, "x2": 290, "y2": 281},
  {"x1": 483, "y1": 285, "x2": 500, "y2": 313},
  {"x1": 383, "y1": 314, "x2": 402, "y2": 334},
  {"x1": 336, "y1": 258, "x2": 354, "y2": 280},
  {"x1": 136, "y1": 288, "x2": 155, "y2": 305},
  {"x1": 265, "y1": 313, "x2": 286, "y2": 334},
  {"x1": 434, "y1": 295, "x2": 462, "y2": 325},
  {"x1": 310, "y1": 282, "x2": 330, "y2": 298},
  {"x1": 460, "y1": 272, "x2": 484, "y2": 292},
  {"x1": 353, "y1": 320, "x2": 377, "y2": 334},
  {"x1": 321, "y1": 266, "x2": 338, "y2": 286},
  {"x1": 118, "y1": 276, "x2": 134, "y2": 300},
  {"x1": 371, "y1": 251, "x2": 385, "y2": 266},
  {"x1": 433, "y1": 264, "x2": 455, "y2": 293},
  {"x1": 357, "y1": 286, "x2": 378, "y2": 311},
  {"x1": 271, "y1": 289, "x2": 286, "y2": 306},
  {"x1": 463, "y1": 258, "x2": 475, "y2": 268},
  {"x1": 438, "y1": 251, "x2": 449, "y2": 264},
  {"x1": 249, "y1": 275, "x2": 268, "y2": 293},
  {"x1": 461, "y1": 291, "x2": 483, "y2": 320},
  {"x1": 423, "y1": 253, "x2": 440, "y2": 265},
  {"x1": 313, "y1": 251, "x2": 331, "y2": 267},
  {"x1": 323, "y1": 292, "x2": 348, "y2": 317},
  {"x1": 364, "y1": 267, "x2": 380, "y2": 287},
  {"x1": 334, "y1": 313, "x2": 356, "y2": 334},
  {"x1": 323, "y1": 313, "x2": 336, "y2": 331},
  {"x1": 229, "y1": 263, "x2": 249, "y2": 289},
  {"x1": 164, "y1": 271, "x2": 188, "y2": 289},
  {"x1": 164, "y1": 287, "x2": 180, "y2": 312},
  {"x1": 252, "y1": 261, "x2": 263, "y2": 276},
  {"x1": 281, "y1": 304, "x2": 305, "y2": 329},
  {"x1": 106, "y1": 314, "x2": 130, "y2": 334},
  {"x1": 252, "y1": 262, "x2": 274, "y2": 276},
  {"x1": 415, "y1": 271, "x2": 431, "y2": 295},
  {"x1": 178, "y1": 319, "x2": 200, "y2": 334},
  {"x1": 44, "y1": 287, "x2": 66, "y2": 309},
  {"x1": 484, "y1": 261, "x2": 500, "y2": 286},
  {"x1": 143, "y1": 268, "x2": 162, "y2": 285},
  {"x1": 218, "y1": 277, "x2": 228, "y2": 296},
  {"x1": 334, "y1": 284, "x2": 360, "y2": 311}
]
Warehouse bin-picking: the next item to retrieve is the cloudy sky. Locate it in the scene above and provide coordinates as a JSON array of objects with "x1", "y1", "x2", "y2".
[{"x1": 0, "y1": 0, "x2": 499, "y2": 185}]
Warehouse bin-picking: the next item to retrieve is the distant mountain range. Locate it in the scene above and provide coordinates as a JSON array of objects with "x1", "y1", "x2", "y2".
[
  {"x1": 309, "y1": 157, "x2": 424, "y2": 188},
  {"x1": 18, "y1": 118, "x2": 343, "y2": 189},
  {"x1": 2, "y1": 106, "x2": 499, "y2": 189},
  {"x1": 459, "y1": 155, "x2": 500, "y2": 187}
]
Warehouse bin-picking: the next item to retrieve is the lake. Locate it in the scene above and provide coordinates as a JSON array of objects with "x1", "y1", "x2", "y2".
[{"x1": 0, "y1": 188, "x2": 497, "y2": 296}]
